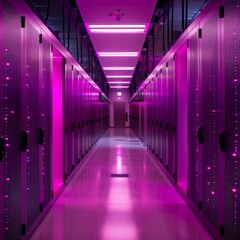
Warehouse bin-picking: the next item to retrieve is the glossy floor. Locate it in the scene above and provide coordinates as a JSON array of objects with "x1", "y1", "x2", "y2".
[{"x1": 30, "y1": 128, "x2": 213, "y2": 240}]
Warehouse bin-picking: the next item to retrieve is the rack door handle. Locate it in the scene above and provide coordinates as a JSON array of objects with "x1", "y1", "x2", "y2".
[
  {"x1": 166, "y1": 122, "x2": 169, "y2": 131},
  {"x1": 39, "y1": 128, "x2": 44, "y2": 145},
  {"x1": 21, "y1": 130, "x2": 28, "y2": 152},
  {"x1": 197, "y1": 127, "x2": 203, "y2": 144},
  {"x1": 0, "y1": 136, "x2": 5, "y2": 162},
  {"x1": 219, "y1": 131, "x2": 227, "y2": 152}
]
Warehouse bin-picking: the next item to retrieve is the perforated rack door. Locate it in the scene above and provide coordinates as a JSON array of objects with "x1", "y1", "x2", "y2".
[
  {"x1": 167, "y1": 58, "x2": 176, "y2": 176},
  {"x1": 25, "y1": 20, "x2": 41, "y2": 231},
  {"x1": 161, "y1": 66, "x2": 168, "y2": 168},
  {"x1": 223, "y1": 2, "x2": 240, "y2": 239},
  {"x1": 41, "y1": 33, "x2": 51, "y2": 208},
  {"x1": 3, "y1": 2, "x2": 23, "y2": 239},
  {"x1": 188, "y1": 30, "x2": 201, "y2": 206},
  {"x1": 65, "y1": 62, "x2": 73, "y2": 177},
  {"x1": 201, "y1": 12, "x2": 220, "y2": 229}
]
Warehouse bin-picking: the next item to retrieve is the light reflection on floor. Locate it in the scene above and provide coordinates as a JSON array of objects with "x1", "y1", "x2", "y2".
[{"x1": 31, "y1": 128, "x2": 213, "y2": 240}]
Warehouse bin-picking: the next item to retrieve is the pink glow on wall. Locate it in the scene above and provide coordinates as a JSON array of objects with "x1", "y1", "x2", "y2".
[{"x1": 52, "y1": 48, "x2": 64, "y2": 194}]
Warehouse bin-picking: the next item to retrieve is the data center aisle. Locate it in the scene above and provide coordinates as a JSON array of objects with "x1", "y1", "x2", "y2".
[{"x1": 30, "y1": 128, "x2": 213, "y2": 240}]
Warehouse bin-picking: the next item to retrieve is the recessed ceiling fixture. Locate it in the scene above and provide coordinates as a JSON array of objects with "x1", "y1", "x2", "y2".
[
  {"x1": 108, "y1": 81, "x2": 131, "y2": 84},
  {"x1": 106, "y1": 75, "x2": 132, "y2": 78},
  {"x1": 103, "y1": 67, "x2": 134, "y2": 70},
  {"x1": 110, "y1": 86, "x2": 129, "y2": 88},
  {"x1": 98, "y1": 52, "x2": 139, "y2": 57},
  {"x1": 87, "y1": 24, "x2": 146, "y2": 33},
  {"x1": 109, "y1": 9, "x2": 125, "y2": 21}
]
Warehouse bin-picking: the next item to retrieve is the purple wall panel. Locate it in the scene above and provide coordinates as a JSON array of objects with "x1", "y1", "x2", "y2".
[
  {"x1": 3, "y1": 2, "x2": 23, "y2": 238},
  {"x1": 52, "y1": 49, "x2": 64, "y2": 194},
  {"x1": 224, "y1": 2, "x2": 240, "y2": 238}
]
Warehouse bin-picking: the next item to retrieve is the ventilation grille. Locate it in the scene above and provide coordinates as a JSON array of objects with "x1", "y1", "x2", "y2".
[{"x1": 110, "y1": 173, "x2": 129, "y2": 178}]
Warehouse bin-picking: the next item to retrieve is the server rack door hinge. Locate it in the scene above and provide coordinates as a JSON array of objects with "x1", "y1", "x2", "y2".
[
  {"x1": 198, "y1": 28, "x2": 202, "y2": 39},
  {"x1": 39, "y1": 34, "x2": 42, "y2": 44},
  {"x1": 64, "y1": 174, "x2": 68, "y2": 181},
  {"x1": 0, "y1": 136, "x2": 5, "y2": 163},
  {"x1": 22, "y1": 224, "x2": 26, "y2": 236},
  {"x1": 173, "y1": 173, "x2": 176, "y2": 181},
  {"x1": 78, "y1": 158, "x2": 80, "y2": 163},
  {"x1": 40, "y1": 203, "x2": 43, "y2": 213},
  {"x1": 21, "y1": 130, "x2": 29, "y2": 152},
  {"x1": 63, "y1": 58, "x2": 66, "y2": 65},
  {"x1": 52, "y1": 190, "x2": 54, "y2": 199},
  {"x1": 187, "y1": 39, "x2": 189, "y2": 48},
  {"x1": 72, "y1": 164, "x2": 75, "y2": 171},
  {"x1": 219, "y1": 225, "x2": 224, "y2": 236},
  {"x1": 21, "y1": 16, "x2": 25, "y2": 28},
  {"x1": 219, "y1": 6, "x2": 224, "y2": 18},
  {"x1": 173, "y1": 53, "x2": 176, "y2": 61},
  {"x1": 198, "y1": 201, "x2": 202, "y2": 210}
]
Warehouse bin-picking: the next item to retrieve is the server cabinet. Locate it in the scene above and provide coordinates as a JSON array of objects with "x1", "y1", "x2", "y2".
[
  {"x1": 158, "y1": 70, "x2": 163, "y2": 162},
  {"x1": 188, "y1": 31, "x2": 201, "y2": 206},
  {"x1": 223, "y1": 2, "x2": 240, "y2": 238},
  {"x1": 82, "y1": 79, "x2": 87, "y2": 155},
  {"x1": 73, "y1": 68, "x2": 78, "y2": 167},
  {"x1": 0, "y1": 2, "x2": 4, "y2": 238},
  {"x1": 161, "y1": 67, "x2": 168, "y2": 168},
  {"x1": 77, "y1": 75, "x2": 83, "y2": 162},
  {"x1": 167, "y1": 59, "x2": 176, "y2": 177},
  {"x1": 25, "y1": 20, "x2": 41, "y2": 231},
  {"x1": 41, "y1": 33, "x2": 52, "y2": 209},
  {"x1": 65, "y1": 63, "x2": 73, "y2": 177},
  {"x1": 201, "y1": 12, "x2": 221, "y2": 229},
  {"x1": 154, "y1": 77, "x2": 157, "y2": 156},
  {"x1": 3, "y1": 2, "x2": 23, "y2": 238},
  {"x1": 147, "y1": 84, "x2": 150, "y2": 148}
]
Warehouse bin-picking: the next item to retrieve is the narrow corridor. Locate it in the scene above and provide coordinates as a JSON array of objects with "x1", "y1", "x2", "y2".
[{"x1": 30, "y1": 129, "x2": 213, "y2": 240}]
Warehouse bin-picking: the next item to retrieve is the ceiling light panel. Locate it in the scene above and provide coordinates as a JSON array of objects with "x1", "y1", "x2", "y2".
[
  {"x1": 110, "y1": 86, "x2": 129, "y2": 88},
  {"x1": 108, "y1": 81, "x2": 131, "y2": 84},
  {"x1": 103, "y1": 67, "x2": 134, "y2": 70},
  {"x1": 87, "y1": 24, "x2": 146, "y2": 33},
  {"x1": 106, "y1": 75, "x2": 132, "y2": 78},
  {"x1": 89, "y1": 25, "x2": 146, "y2": 28},
  {"x1": 98, "y1": 52, "x2": 139, "y2": 57}
]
